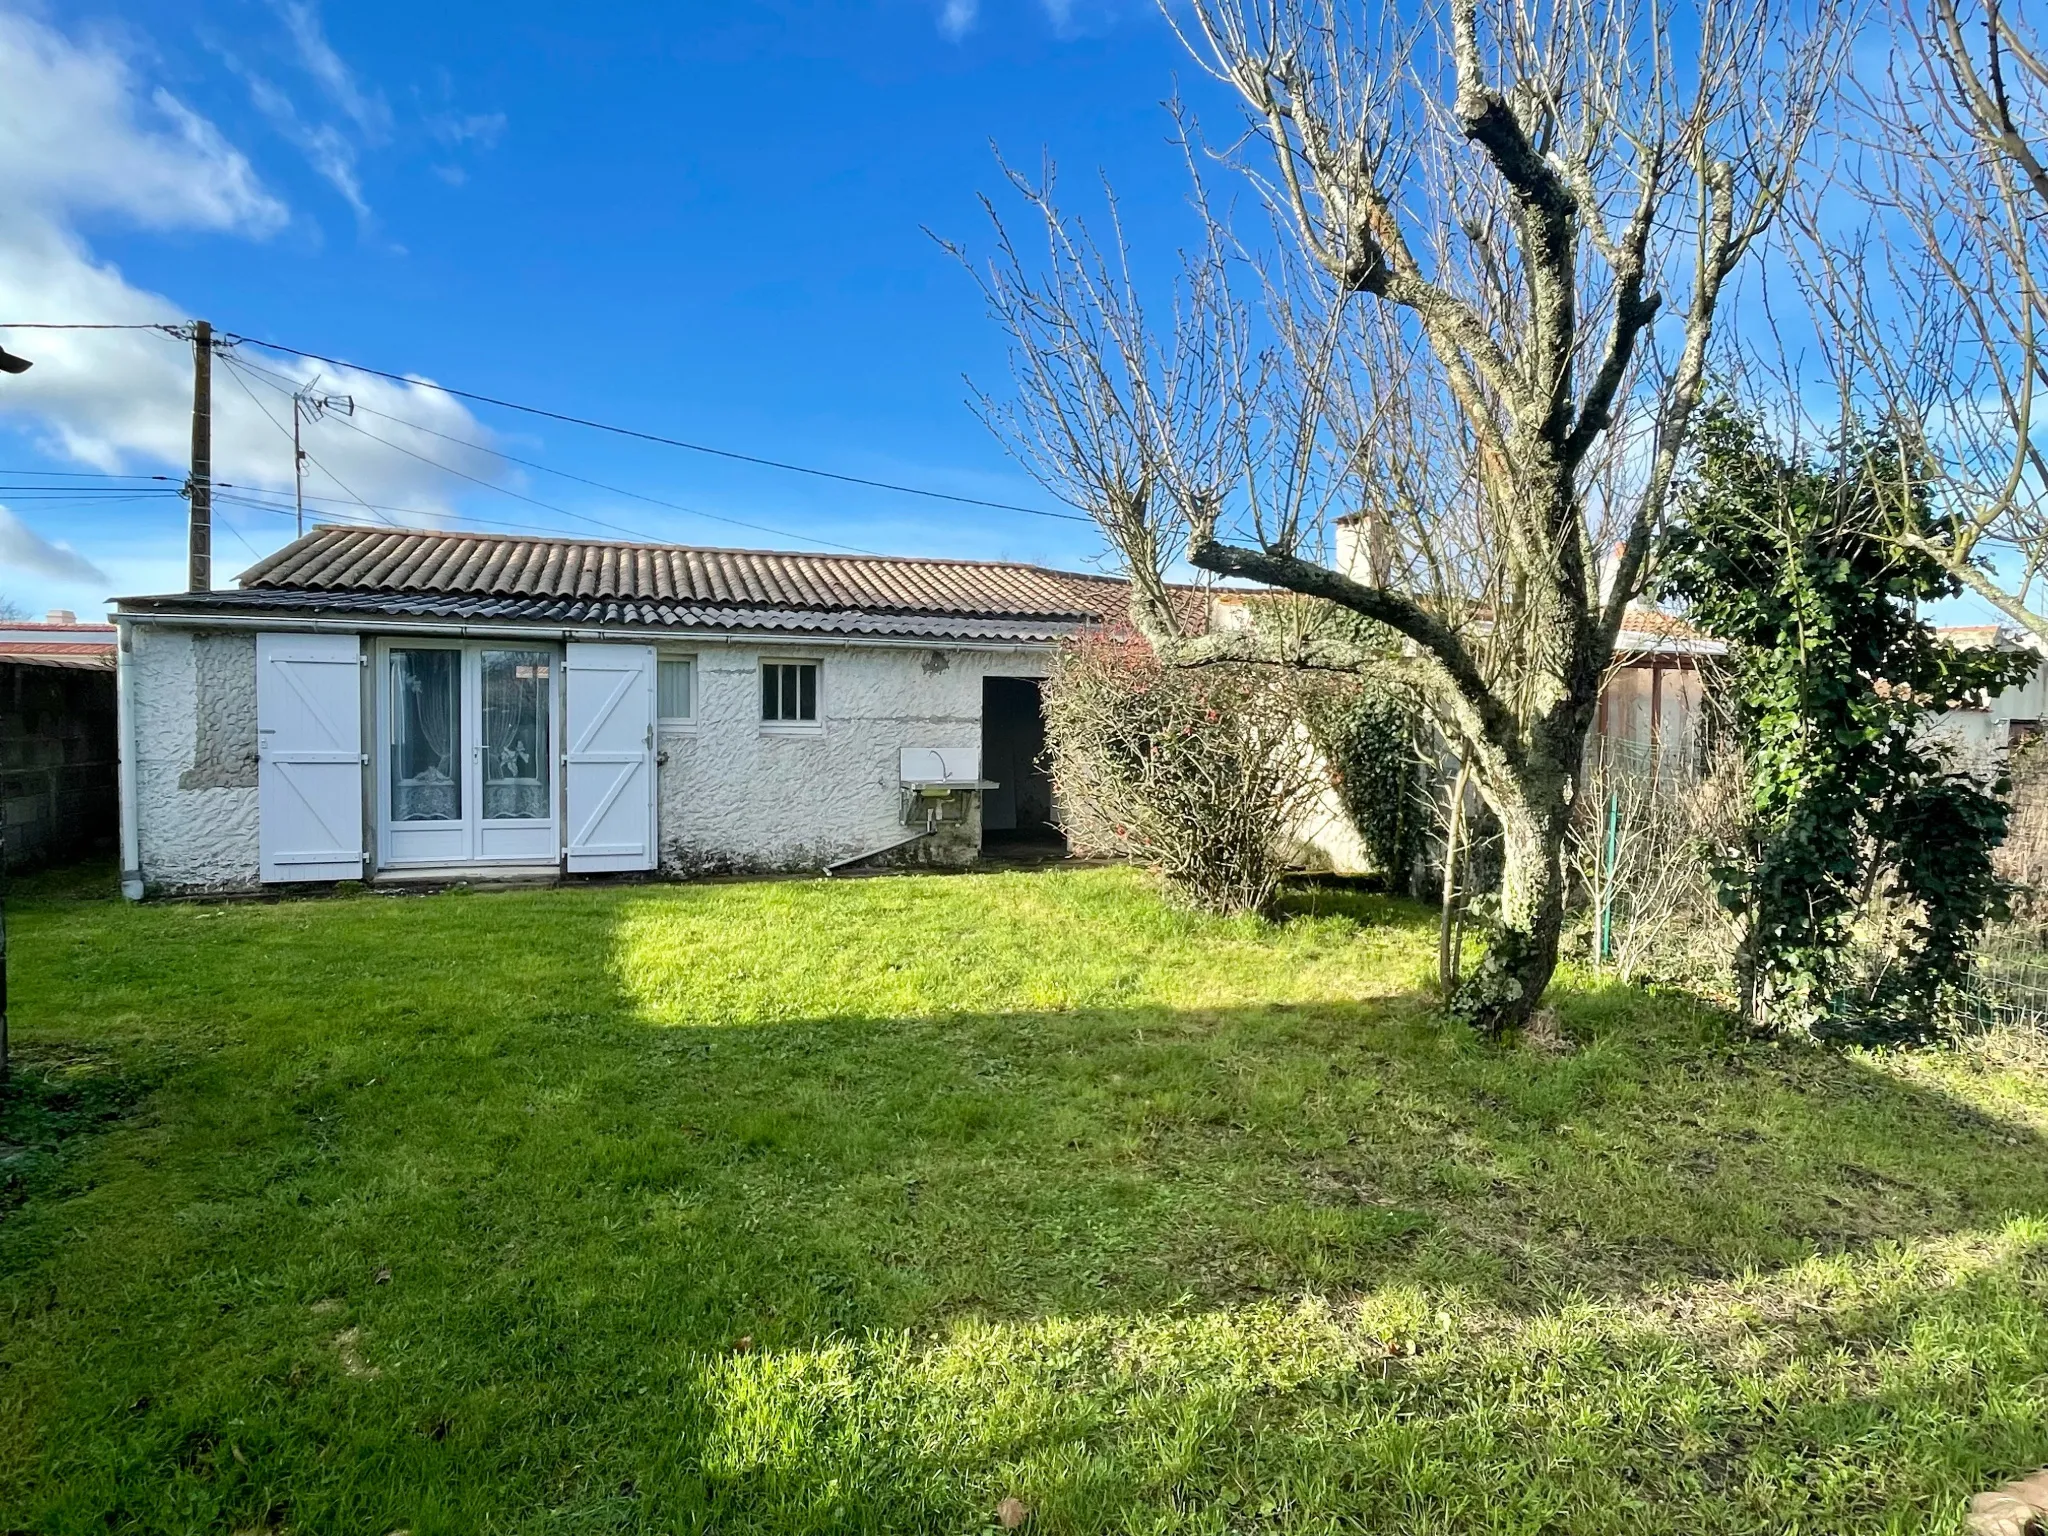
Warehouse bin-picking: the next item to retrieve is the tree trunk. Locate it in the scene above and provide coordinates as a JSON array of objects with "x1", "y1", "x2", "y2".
[
  {"x1": 1450, "y1": 787, "x2": 1567, "y2": 1035},
  {"x1": 1438, "y1": 756, "x2": 1472, "y2": 994}
]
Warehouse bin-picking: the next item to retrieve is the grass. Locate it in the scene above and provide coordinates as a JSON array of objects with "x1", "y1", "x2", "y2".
[{"x1": 3, "y1": 864, "x2": 2048, "y2": 1533}]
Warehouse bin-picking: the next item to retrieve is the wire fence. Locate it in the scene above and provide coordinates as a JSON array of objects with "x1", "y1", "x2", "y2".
[
  {"x1": 1972, "y1": 923, "x2": 2048, "y2": 1030},
  {"x1": 1968, "y1": 742, "x2": 2048, "y2": 1029}
]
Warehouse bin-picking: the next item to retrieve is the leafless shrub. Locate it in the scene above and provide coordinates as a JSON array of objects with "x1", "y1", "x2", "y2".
[
  {"x1": 1996, "y1": 738, "x2": 2048, "y2": 894},
  {"x1": 1043, "y1": 630, "x2": 1325, "y2": 915},
  {"x1": 1572, "y1": 741, "x2": 1746, "y2": 989}
]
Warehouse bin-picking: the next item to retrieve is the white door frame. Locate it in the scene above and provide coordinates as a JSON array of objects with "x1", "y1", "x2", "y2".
[{"x1": 374, "y1": 637, "x2": 561, "y2": 869}]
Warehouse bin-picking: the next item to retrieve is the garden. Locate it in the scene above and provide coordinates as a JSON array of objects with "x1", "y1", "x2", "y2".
[{"x1": 5, "y1": 864, "x2": 2048, "y2": 1532}]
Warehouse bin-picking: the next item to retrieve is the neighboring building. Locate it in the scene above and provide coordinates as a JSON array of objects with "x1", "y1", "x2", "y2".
[
  {"x1": 1215, "y1": 526, "x2": 1729, "y2": 873},
  {"x1": 1595, "y1": 606, "x2": 1724, "y2": 764},
  {"x1": 112, "y1": 527, "x2": 1113, "y2": 896},
  {"x1": 1928, "y1": 625, "x2": 2048, "y2": 765},
  {"x1": 1, "y1": 612, "x2": 119, "y2": 871}
]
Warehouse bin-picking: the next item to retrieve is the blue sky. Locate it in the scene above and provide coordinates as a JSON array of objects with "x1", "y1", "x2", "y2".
[{"x1": 0, "y1": 0, "x2": 1212, "y2": 616}]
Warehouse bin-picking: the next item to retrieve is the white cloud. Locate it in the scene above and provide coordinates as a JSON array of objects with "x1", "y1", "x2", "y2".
[
  {"x1": 0, "y1": 14, "x2": 284, "y2": 232},
  {"x1": 0, "y1": 506, "x2": 108, "y2": 584},
  {"x1": 939, "y1": 0, "x2": 981, "y2": 39},
  {"x1": 274, "y1": 0, "x2": 390, "y2": 140},
  {"x1": 236, "y1": 66, "x2": 371, "y2": 218},
  {"x1": 216, "y1": 2, "x2": 396, "y2": 223},
  {"x1": 429, "y1": 110, "x2": 506, "y2": 150},
  {"x1": 0, "y1": 9, "x2": 503, "y2": 611}
]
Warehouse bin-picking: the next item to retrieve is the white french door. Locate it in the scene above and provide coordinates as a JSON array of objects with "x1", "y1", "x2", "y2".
[{"x1": 379, "y1": 641, "x2": 559, "y2": 867}]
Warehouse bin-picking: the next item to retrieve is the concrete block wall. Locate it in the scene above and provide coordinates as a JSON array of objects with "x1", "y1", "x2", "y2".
[{"x1": 0, "y1": 661, "x2": 117, "y2": 872}]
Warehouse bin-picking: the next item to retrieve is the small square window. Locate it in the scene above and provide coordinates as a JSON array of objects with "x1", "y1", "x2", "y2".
[
  {"x1": 762, "y1": 661, "x2": 818, "y2": 723},
  {"x1": 658, "y1": 657, "x2": 695, "y2": 722}
]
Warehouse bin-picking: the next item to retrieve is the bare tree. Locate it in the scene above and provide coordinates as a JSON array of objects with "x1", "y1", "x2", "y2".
[
  {"x1": 969, "y1": 0, "x2": 1829, "y2": 1032},
  {"x1": 1795, "y1": 0, "x2": 2048, "y2": 639}
]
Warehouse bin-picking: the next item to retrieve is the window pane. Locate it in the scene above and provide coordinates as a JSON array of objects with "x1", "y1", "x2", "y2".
[
  {"x1": 391, "y1": 649, "x2": 460, "y2": 822},
  {"x1": 781, "y1": 665, "x2": 797, "y2": 719},
  {"x1": 658, "y1": 658, "x2": 693, "y2": 720},
  {"x1": 762, "y1": 665, "x2": 779, "y2": 720},
  {"x1": 482, "y1": 649, "x2": 551, "y2": 820},
  {"x1": 798, "y1": 663, "x2": 816, "y2": 720}
]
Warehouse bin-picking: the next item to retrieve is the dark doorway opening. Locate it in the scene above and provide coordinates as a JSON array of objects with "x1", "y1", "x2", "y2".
[{"x1": 981, "y1": 676, "x2": 1063, "y2": 852}]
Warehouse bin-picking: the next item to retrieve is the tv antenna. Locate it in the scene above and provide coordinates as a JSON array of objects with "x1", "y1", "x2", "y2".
[{"x1": 292, "y1": 379, "x2": 355, "y2": 536}]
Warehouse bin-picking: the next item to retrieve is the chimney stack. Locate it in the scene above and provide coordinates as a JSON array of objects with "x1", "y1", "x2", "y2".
[
  {"x1": 1598, "y1": 541, "x2": 1627, "y2": 605},
  {"x1": 1333, "y1": 511, "x2": 1391, "y2": 586}
]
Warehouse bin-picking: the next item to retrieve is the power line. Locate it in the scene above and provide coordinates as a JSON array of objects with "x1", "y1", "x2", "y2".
[
  {"x1": 0, "y1": 317, "x2": 1097, "y2": 530},
  {"x1": 0, "y1": 486, "x2": 182, "y2": 496},
  {"x1": 224, "y1": 355, "x2": 879, "y2": 556},
  {"x1": 230, "y1": 351, "x2": 881, "y2": 553},
  {"x1": 213, "y1": 489, "x2": 729, "y2": 550},
  {"x1": 219, "y1": 357, "x2": 403, "y2": 531},
  {"x1": 216, "y1": 467, "x2": 861, "y2": 550},
  {"x1": 0, "y1": 493, "x2": 180, "y2": 506},
  {"x1": 330, "y1": 403, "x2": 879, "y2": 556},
  {"x1": 0, "y1": 322, "x2": 179, "y2": 332},
  {"x1": 218, "y1": 329, "x2": 1091, "y2": 524},
  {"x1": 0, "y1": 468, "x2": 177, "y2": 480}
]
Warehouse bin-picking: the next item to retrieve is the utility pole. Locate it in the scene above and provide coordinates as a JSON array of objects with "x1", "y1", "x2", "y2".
[
  {"x1": 188, "y1": 319, "x2": 213, "y2": 592},
  {"x1": 293, "y1": 387, "x2": 305, "y2": 538},
  {"x1": 0, "y1": 338, "x2": 27, "y2": 1086}
]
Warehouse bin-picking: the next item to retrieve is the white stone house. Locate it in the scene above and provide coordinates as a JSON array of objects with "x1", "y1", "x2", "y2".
[{"x1": 112, "y1": 526, "x2": 1115, "y2": 897}]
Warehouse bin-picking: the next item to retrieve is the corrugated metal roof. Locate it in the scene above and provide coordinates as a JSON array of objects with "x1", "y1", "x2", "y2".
[{"x1": 230, "y1": 526, "x2": 1125, "y2": 623}]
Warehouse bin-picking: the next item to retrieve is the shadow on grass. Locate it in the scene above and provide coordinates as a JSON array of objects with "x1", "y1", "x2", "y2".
[
  {"x1": 8, "y1": 870, "x2": 2046, "y2": 1332},
  {"x1": 0, "y1": 1043, "x2": 167, "y2": 1224}
]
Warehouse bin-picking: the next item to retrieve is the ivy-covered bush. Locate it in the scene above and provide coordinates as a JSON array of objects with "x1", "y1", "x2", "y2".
[
  {"x1": 1238, "y1": 594, "x2": 1432, "y2": 890},
  {"x1": 1662, "y1": 405, "x2": 2036, "y2": 1043},
  {"x1": 1041, "y1": 631, "x2": 1325, "y2": 915},
  {"x1": 1300, "y1": 685, "x2": 1430, "y2": 891}
]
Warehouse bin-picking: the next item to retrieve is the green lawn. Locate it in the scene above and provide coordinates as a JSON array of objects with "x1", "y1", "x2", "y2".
[{"x1": 4, "y1": 865, "x2": 2048, "y2": 1533}]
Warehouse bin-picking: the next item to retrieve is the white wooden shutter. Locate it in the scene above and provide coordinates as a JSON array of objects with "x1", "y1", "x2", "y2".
[
  {"x1": 257, "y1": 631, "x2": 365, "y2": 882},
  {"x1": 564, "y1": 642, "x2": 657, "y2": 872}
]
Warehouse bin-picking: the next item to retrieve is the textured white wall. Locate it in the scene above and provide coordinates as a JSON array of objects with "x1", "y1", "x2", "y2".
[
  {"x1": 129, "y1": 625, "x2": 263, "y2": 892},
  {"x1": 1930, "y1": 667, "x2": 2048, "y2": 770},
  {"x1": 1284, "y1": 775, "x2": 1373, "y2": 876},
  {"x1": 656, "y1": 640, "x2": 1048, "y2": 874}
]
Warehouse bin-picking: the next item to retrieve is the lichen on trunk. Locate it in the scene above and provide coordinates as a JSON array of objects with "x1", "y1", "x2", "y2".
[{"x1": 1452, "y1": 790, "x2": 1570, "y2": 1033}]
